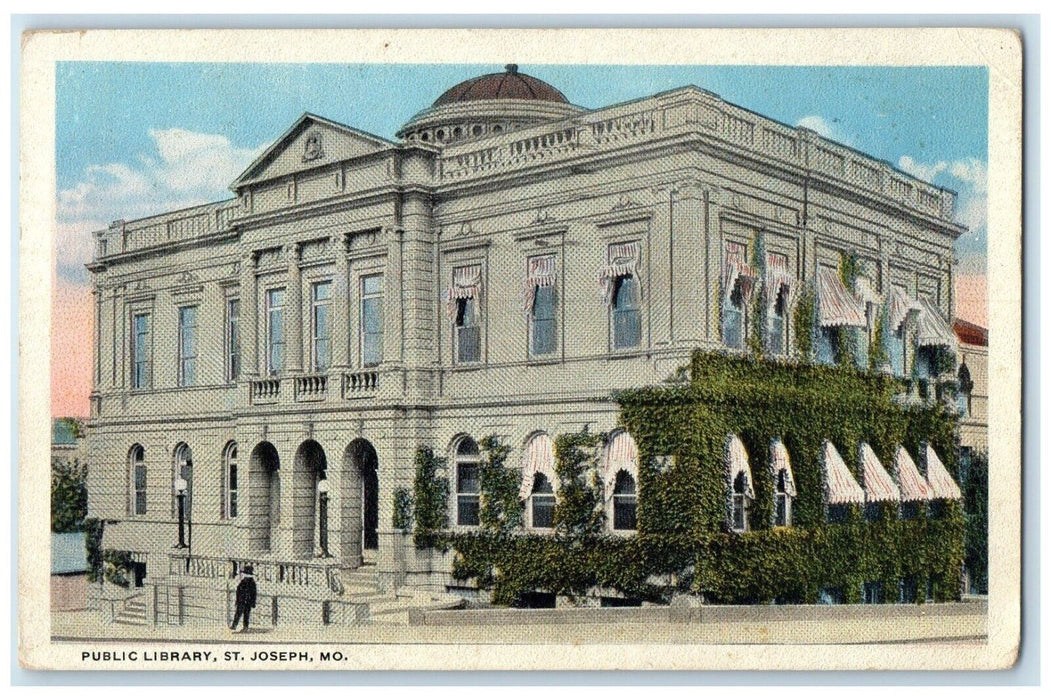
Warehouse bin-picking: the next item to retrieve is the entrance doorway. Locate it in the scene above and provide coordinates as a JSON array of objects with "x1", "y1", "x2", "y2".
[
  {"x1": 292, "y1": 440, "x2": 327, "y2": 560},
  {"x1": 248, "y1": 442, "x2": 280, "y2": 554},
  {"x1": 342, "y1": 439, "x2": 379, "y2": 565}
]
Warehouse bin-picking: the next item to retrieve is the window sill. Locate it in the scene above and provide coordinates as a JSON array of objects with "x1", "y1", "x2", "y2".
[{"x1": 525, "y1": 356, "x2": 560, "y2": 367}]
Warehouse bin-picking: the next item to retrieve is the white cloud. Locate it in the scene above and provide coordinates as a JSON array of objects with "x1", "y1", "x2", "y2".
[
  {"x1": 56, "y1": 128, "x2": 263, "y2": 281},
  {"x1": 897, "y1": 155, "x2": 988, "y2": 273},
  {"x1": 795, "y1": 115, "x2": 852, "y2": 146}
]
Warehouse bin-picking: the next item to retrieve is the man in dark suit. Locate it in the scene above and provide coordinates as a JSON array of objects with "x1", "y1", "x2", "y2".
[{"x1": 230, "y1": 565, "x2": 257, "y2": 632}]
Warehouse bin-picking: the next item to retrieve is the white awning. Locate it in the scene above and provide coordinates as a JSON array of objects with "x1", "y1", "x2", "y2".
[
  {"x1": 821, "y1": 441, "x2": 865, "y2": 505},
  {"x1": 521, "y1": 254, "x2": 556, "y2": 311},
  {"x1": 603, "y1": 431, "x2": 639, "y2": 501},
  {"x1": 444, "y1": 264, "x2": 482, "y2": 316},
  {"x1": 892, "y1": 446, "x2": 932, "y2": 502},
  {"x1": 725, "y1": 434, "x2": 755, "y2": 499},
  {"x1": 854, "y1": 277, "x2": 881, "y2": 308},
  {"x1": 764, "y1": 254, "x2": 795, "y2": 315},
  {"x1": 924, "y1": 444, "x2": 963, "y2": 501},
  {"x1": 860, "y1": 442, "x2": 900, "y2": 502},
  {"x1": 816, "y1": 267, "x2": 866, "y2": 328},
  {"x1": 518, "y1": 433, "x2": 556, "y2": 501},
  {"x1": 722, "y1": 244, "x2": 757, "y2": 305},
  {"x1": 599, "y1": 241, "x2": 642, "y2": 306},
  {"x1": 916, "y1": 297, "x2": 958, "y2": 351},
  {"x1": 886, "y1": 287, "x2": 922, "y2": 334},
  {"x1": 769, "y1": 439, "x2": 797, "y2": 497}
]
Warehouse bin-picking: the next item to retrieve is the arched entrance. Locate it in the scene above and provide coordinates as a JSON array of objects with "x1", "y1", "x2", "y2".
[
  {"x1": 292, "y1": 440, "x2": 327, "y2": 560},
  {"x1": 248, "y1": 442, "x2": 280, "y2": 554},
  {"x1": 342, "y1": 439, "x2": 379, "y2": 565}
]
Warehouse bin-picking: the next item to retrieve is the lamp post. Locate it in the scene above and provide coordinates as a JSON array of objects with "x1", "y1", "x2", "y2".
[
  {"x1": 175, "y1": 477, "x2": 188, "y2": 548},
  {"x1": 317, "y1": 478, "x2": 330, "y2": 558}
]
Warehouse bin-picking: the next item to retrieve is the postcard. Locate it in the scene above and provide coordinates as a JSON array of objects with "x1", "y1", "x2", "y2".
[{"x1": 20, "y1": 26, "x2": 1022, "y2": 671}]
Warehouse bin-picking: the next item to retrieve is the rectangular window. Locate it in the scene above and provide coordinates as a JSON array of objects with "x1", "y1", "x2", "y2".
[
  {"x1": 530, "y1": 284, "x2": 558, "y2": 357},
  {"x1": 723, "y1": 242, "x2": 748, "y2": 350},
  {"x1": 361, "y1": 274, "x2": 384, "y2": 367},
  {"x1": 775, "y1": 493, "x2": 790, "y2": 526},
  {"x1": 311, "y1": 281, "x2": 331, "y2": 371},
  {"x1": 901, "y1": 501, "x2": 922, "y2": 520},
  {"x1": 266, "y1": 288, "x2": 285, "y2": 376},
  {"x1": 532, "y1": 493, "x2": 555, "y2": 528},
  {"x1": 455, "y1": 297, "x2": 481, "y2": 364},
  {"x1": 767, "y1": 290, "x2": 787, "y2": 356},
  {"x1": 900, "y1": 576, "x2": 919, "y2": 604},
  {"x1": 864, "y1": 502, "x2": 882, "y2": 522},
  {"x1": 456, "y1": 462, "x2": 480, "y2": 526},
  {"x1": 226, "y1": 299, "x2": 240, "y2": 382},
  {"x1": 816, "y1": 326, "x2": 839, "y2": 365},
  {"x1": 863, "y1": 581, "x2": 883, "y2": 604},
  {"x1": 611, "y1": 276, "x2": 642, "y2": 349},
  {"x1": 177, "y1": 306, "x2": 198, "y2": 387},
  {"x1": 732, "y1": 494, "x2": 748, "y2": 532},
  {"x1": 132, "y1": 313, "x2": 151, "y2": 389},
  {"x1": 826, "y1": 503, "x2": 850, "y2": 524}
]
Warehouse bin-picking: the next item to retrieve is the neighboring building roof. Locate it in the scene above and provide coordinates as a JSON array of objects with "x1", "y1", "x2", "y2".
[
  {"x1": 51, "y1": 531, "x2": 88, "y2": 575},
  {"x1": 51, "y1": 418, "x2": 80, "y2": 446},
  {"x1": 433, "y1": 65, "x2": 570, "y2": 106},
  {"x1": 954, "y1": 318, "x2": 988, "y2": 347}
]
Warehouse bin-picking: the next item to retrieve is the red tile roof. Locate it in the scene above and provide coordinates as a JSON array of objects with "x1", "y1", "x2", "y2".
[{"x1": 953, "y1": 318, "x2": 988, "y2": 346}]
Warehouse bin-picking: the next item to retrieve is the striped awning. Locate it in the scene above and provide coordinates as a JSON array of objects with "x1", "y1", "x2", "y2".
[
  {"x1": 769, "y1": 439, "x2": 797, "y2": 497},
  {"x1": 886, "y1": 287, "x2": 922, "y2": 334},
  {"x1": 518, "y1": 433, "x2": 557, "y2": 500},
  {"x1": 816, "y1": 267, "x2": 866, "y2": 328},
  {"x1": 821, "y1": 441, "x2": 865, "y2": 505},
  {"x1": 722, "y1": 243, "x2": 757, "y2": 305},
  {"x1": 599, "y1": 241, "x2": 642, "y2": 306},
  {"x1": 445, "y1": 264, "x2": 482, "y2": 316},
  {"x1": 924, "y1": 444, "x2": 963, "y2": 501},
  {"x1": 892, "y1": 446, "x2": 932, "y2": 502},
  {"x1": 522, "y1": 254, "x2": 556, "y2": 311},
  {"x1": 603, "y1": 431, "x2": 639, "y2": 501},
  {"x1": 765, "y1": 253, "x2": 795, "y2": 315},
  {"x1": 916, "y1": 297, "x2": 958, "y2": 351},
  {"x1": 726, "y1": 434, "x2": 755, "y2": 499},
  {"x1": 860, "y1": 442, "x2": 900, "y2": 503}
]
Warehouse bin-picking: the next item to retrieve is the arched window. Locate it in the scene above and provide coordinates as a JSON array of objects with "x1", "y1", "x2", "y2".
[
  {"x1": 957, "y1": 361, "x2": 973, "y2": 416},
  {"x1": 612, "y1": 471, "x2": 637, "y2": 531},
  {"x1": 732, "y1": 472, "x2": 750, "y2": 532},
  {"x1": 726, "y1": 435, "x2": 754, "y2": 532},
  {"x1": 454, "y1": 437, "x2": 481, "y2": 527},
  {"x1": 129, "y1": 445, "x2": 146, "y2": 516},
  {"x1": 223, "y1": 442, "x2": 239, "y2": 519},
  {"x1": 770, "y1": 439, "x2": 796, "y2": 527},
  {"x1": 530, "y1": 473, "x2": 556, "y2": 529}
]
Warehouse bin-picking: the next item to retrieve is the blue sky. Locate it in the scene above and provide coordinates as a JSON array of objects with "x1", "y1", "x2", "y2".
[{"x1": 55, "y1": 62, "x2": 988, "y2": 286}]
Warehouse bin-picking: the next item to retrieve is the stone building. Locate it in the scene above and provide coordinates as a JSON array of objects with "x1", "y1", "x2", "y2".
[
  {"x1": 954, "y1": 318, "x2": 988, "y2": 455},
  {"x1": 85, "y1": 66, "x2": 966, "y2": 623}
]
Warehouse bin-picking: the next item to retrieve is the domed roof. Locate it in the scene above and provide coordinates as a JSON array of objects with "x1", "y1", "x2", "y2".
[{"x1": 433, "y1": 64, "x2": 569, "y2": 106}]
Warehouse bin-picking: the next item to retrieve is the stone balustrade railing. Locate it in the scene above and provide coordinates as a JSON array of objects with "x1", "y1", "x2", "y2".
[
  {"x1": 168, "y1": 554, "x2": 345, "y2": 596},
  {"x1": 250, "y1": 378, "x2": 281, "y2": 404},
  {"x1": 342, "y1": 370, "x2": 379, "y2": 397},
  {"x1": 294, "y1": 373, "x2": 328, "y2": 401},
  {"x1": 437, "y1": 90, "x2": 956, "y2": 220}
]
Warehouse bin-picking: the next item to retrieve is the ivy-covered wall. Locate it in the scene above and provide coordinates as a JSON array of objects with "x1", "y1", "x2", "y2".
[{"x1": 412, "y1": 351, "x2": 964, "y2": 606}]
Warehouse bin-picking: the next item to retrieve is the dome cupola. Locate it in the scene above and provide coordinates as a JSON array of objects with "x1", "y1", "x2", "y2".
[{"x1": 397, "y1": 64, "x2": 583, "y2": 145}]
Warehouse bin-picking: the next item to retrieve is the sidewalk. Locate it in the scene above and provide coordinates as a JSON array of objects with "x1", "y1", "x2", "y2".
[{"x1": 52, "y1": 600, "x2": 986, "y2": 646}]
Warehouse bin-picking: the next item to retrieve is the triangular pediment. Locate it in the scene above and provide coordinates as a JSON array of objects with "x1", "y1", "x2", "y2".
[{"x1": 230, "y1": 113, "x2": 396, "y2": 189}]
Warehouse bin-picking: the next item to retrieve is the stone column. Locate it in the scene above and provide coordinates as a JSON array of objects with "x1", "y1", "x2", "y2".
[
  {"x1": 286, "y1": 243, "x2": 304, "y2": 374},
  {"x1": 649, "y1": 185, "x2": 674, "y2": 350},
  {"x1": 385, "y1": 226, "x2": 405, "y2": 367},
  {"x1": 704, "y1": 188, "x2": 724, "y2": 344},
  {"x1": 330, "y1": 233, "x2": 351, "y2": 371}
]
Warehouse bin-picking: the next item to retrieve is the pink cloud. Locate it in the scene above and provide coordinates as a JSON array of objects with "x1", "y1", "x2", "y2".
[
  {"x1": 52, "y1": 279, "x2": 93, "y2": 418},
  {"x1": 954, "y1": 274, "x2": 988, "y2": 328}
]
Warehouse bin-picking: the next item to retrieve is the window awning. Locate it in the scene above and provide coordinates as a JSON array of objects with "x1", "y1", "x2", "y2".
[
  {"x1": 886, "y1": 287, "x2": 922, "y2": 334},
  {"x1": 891, "y1": 446, "x2": 932, "y2": 502},
  {"x1": 816, "y1": 267, "x2": 866, "y2": 328},
  {"x1": 764, "y1": 254, "x2": 795, "y2": 315},
  {"x1": 916, "y1": 297, "x2": 958, "y2": 351},
  {"x1": 518, "y1": 433, "x2": 556, "y2": 501},
  {"x1": 722, "y1": 244, "x2": 757, "y2": 305},
  {"x1": 821, "y1": 441, "x2": 865, "y2": 505},
  {"x1": 860, "y1": 442, "x2": 900, "y2": 502},
  {"x1": 603, "y1": 430, "x2": 639, "y2": 501},
  {"x1": 769, "y1": 439, "x2": 797, "y2": 497},
  {"x1": 924, "y1": 444, "x2": 963, "y2": 501},
  {"x1": 599, "y1": 241, "x2": 642, "y2": 306},
  {"x1": 521, "y1": 254, "x2": 556, "y2": 311},
  {"x1": 445, "y1": 264, "x2": 482, "y2": 316},
  {"x1": 725, "y1": 434, "x2": 755, "y2": 499},
  {"x1": 854, "y1": 277, "x2": 881, "y2": 308}
]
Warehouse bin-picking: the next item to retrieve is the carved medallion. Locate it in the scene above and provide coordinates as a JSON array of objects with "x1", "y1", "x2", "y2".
[{"x1": 302, "y1": 131, "x2": 324, "y2": 162}]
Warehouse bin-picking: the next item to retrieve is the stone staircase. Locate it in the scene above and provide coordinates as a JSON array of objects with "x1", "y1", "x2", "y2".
[{"x1": 113, "y1": 595, "x2": 149, "y2": 626}]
